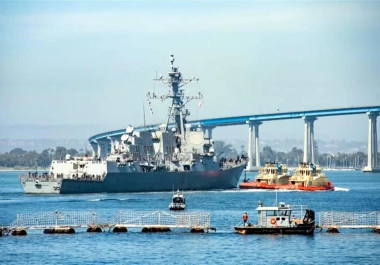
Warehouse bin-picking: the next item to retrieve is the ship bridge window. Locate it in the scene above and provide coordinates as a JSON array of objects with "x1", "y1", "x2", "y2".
[
  {"x1": 266, "y1": 210, "x2": 277, "y2": 216},
  {"x1": 173, "y1": 197, "x2": 184, "y2": 203},
  {"x1": 149, "y1": 146, "x2": 154, "y2": 153},
  {"x1": 278, "y1": 210, "x2": 289, "y2": 216}
]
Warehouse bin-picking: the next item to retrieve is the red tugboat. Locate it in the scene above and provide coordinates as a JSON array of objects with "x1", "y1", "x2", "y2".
[
  {"x1": 284, "y1": 163, "x2": 334, "y2": 191},
  {"x1": 239, "y1": 162, "x2": 291, "y2": 189},
  {"x1": 240, "y1": 162, "x2": 334, "y2": 191}
]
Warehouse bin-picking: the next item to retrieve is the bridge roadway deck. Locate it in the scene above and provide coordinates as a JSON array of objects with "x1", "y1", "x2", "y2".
[{"x1": 89, "y1": 105, "x2": 380, "y2": 143}]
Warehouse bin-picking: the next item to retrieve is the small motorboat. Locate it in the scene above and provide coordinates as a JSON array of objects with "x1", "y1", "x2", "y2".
[
  {"x1": 169, "y1": 190, "x2": 186, "y2": 211},
  {"x1": 234, "y1": 201, "x2": 315, "y2": 235}
]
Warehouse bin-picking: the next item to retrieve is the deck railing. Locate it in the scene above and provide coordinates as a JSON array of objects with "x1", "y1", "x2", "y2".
[
  {"x1": 319, "y1": 211, "x2": 380, "y2": 228},
  {"x1": 19, "y1": 173, "x2": 105, "y2": 182},
  {"x1": 5, "y1": 210, "x2": 211, "y2": 230}
]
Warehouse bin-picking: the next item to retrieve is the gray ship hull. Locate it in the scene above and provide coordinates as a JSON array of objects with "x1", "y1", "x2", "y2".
[{"x1": 23, "y1": 165, "x2": 245, "y2": 194}]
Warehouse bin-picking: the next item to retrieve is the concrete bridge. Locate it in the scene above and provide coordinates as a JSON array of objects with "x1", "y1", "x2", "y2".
[{"x1": 89, "y1": 105, "x2": 380, "y2": 173}]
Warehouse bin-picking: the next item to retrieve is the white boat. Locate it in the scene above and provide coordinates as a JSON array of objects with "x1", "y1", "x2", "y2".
[
  {"x1": 234, "y1": 201, "x2": 315, "y2": 235},
  {"x1": 169, "y1": 190, "x2": 186, "y2": 211}
]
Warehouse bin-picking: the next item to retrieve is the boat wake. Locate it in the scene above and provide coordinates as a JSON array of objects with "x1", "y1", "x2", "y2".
[
  {"x1": 221, "y1": 189, "x2": 297, "y2": 193},
  {"x1": 334, "y1": 187, "x2": 350, "y2": 191},
  {"x1": 88, "y1": 198, "x2": 130, "y2": 202}
]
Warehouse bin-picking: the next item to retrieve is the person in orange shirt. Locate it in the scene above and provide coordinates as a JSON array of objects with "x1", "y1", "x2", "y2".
[{"x1": 242, "y1": 212, "x2": 248, "y2": 226}]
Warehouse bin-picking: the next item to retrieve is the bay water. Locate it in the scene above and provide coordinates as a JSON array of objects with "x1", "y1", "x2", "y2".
[{"x1": 0, "y1": 171, "x2": 379, "y2": 264}]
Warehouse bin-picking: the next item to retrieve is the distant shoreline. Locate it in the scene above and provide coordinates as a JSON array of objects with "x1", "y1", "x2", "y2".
[{"x1": 0, "y1": 168, "x2": 49, "y2": 172}]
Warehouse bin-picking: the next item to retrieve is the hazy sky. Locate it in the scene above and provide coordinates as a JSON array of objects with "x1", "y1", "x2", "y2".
[{"x1": 1, "y1": 0, "x2": 379, "y2": 141}]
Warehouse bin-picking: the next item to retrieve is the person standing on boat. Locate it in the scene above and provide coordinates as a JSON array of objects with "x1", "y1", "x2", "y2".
[{"x1": 242, "y1": 213, "x2": 248, "y2": 226}]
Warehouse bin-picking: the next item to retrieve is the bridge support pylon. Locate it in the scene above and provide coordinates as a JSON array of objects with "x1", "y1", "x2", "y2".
[
  {"x1": 201, "y1": 126, "x2": 215, "y2": 139},
  {"x1": 207, "y1": 126, "x2": 215, "y2": 139},
  {"x1": 90, "y1": 142, "x2": 98, "y2": 157},
  {"x1": 246, "y1": 121, "x2": 262, "y2": 172},
  {"x1": 303, "y1": 117, "x2": 309, "y2": 163},
  {"x1": 303, "y1": 116, "x2": 317, "y2": 164},
  {"x1": 96, "y1": 139, "x2": 110, "y2": 159},
  {"x1": 363, "y1": 112, "x2": 380, "y2": 173}
]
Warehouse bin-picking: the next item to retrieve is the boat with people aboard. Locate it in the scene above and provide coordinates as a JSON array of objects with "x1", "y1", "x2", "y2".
[
  {"x1": 239, "y1": 162, "x2": 334, "y2": 191},
  {"x1": 169, "y1": 190, "x2": 186, "y2": 211},
  {"x1": 234, "y1": 201, "x2": 315, "y2": 235},
  {"x1": 239, "y1": 162, "x2": 290, "y2": 189},
  {"x1": 286, "y1": 162, "x2": 334, "y2": 191},
  {"x1": 19, "y1": 55, "x2": 247, "y2": 194}
]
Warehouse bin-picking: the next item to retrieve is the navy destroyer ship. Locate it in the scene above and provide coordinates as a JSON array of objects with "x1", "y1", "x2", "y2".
[{"x1": 20, "y1": 55, "x2": 247, "y2": 194}]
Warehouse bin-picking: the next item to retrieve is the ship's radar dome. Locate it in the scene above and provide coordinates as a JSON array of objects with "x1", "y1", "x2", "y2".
[
  {"x1": 159, "y1": 124, "x2": 166, "y2": 132},
  {"x1": 126, "y1": 125, "x2": 134, "y2": 134},
  {"x1": 121, "y1": 134, "x2": 129, "y2": 141},
  {"x1": 65, "y1": 154, "x2": 71, "y2": 160},
  {"x1": 171, "y1": 128, "x2": 177, "y2": 133}
]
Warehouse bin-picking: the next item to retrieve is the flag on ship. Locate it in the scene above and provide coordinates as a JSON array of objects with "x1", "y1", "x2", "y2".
[
  {"x1": 198, "y1": 99, "x2": 203, "y2": 108},
  {"x1": 148, "y1": 101, "x2": 153, "y2": 115}
]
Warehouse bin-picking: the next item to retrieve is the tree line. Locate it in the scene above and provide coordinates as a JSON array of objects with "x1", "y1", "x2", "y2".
[
  {"x1": 0, "y1": 141, "x2": 374, "y2": 168},
  {"x1": 0, "y1": 147, "x2": 89, "y2": 168},
  {"x1": 214, "y1": 141, "x2": 371, "y2": 168},
  {"x1": 254, "y1": 146, "x2": 370, "y2": 168}
]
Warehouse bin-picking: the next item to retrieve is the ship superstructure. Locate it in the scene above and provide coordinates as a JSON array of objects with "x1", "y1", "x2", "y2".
[{"x1": 20, "y1": 56, "x2": 247, "y2": 194}]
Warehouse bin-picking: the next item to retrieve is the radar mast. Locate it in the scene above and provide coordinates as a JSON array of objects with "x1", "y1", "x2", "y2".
[{"x1": 147, "y1": 55, "x2": 202, "y2": 137}]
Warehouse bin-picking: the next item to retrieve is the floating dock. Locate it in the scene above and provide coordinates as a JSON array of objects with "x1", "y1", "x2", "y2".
[
  {"x1": 1, "y1": 210, "x2": 213, "y2": 236},
  {"x1": 318, "y1": 211, "x2": 380, "y2": 233},
  {"x1": 2, "y1": 210, "x2": 380, "y2": 236}
]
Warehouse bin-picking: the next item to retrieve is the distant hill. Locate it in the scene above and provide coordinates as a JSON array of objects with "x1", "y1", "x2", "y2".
[
  {"x1": 228, "y1": 138, "x2": 371, "y2": 155},
  {"x1": 0, "y1": 124, "x2": 116, "y2": 140},
  {"x1": 0, "y1": 124, "x2": 115, "y2": 153},
  {"x1": 0, "y1": 139, "x2": 91, "y2": 153},
  {"x1": 0, "y1": 124, "x2": 375, "y2": 154},
  {"x1": 0, "y1": 137, "x2": 373, "y2": 155}
]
